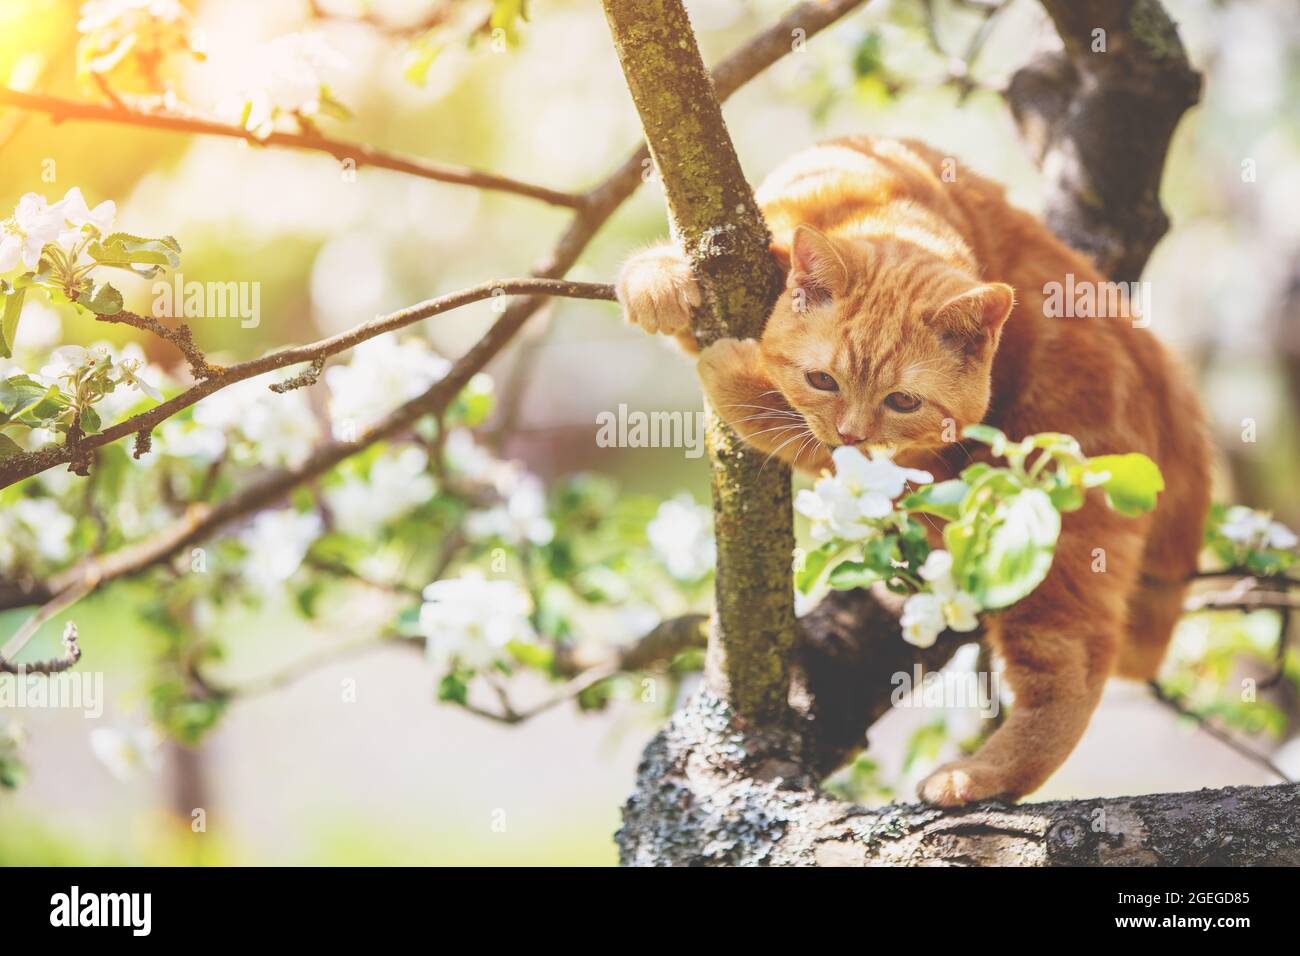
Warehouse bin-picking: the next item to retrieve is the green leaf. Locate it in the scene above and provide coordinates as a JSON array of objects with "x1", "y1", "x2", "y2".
[
  {"x1": 78, "y1": 404, "x2": 101, "y2": 435},
  {"x1": 971, "y1": 488, "x2": 1061, "y2": 609},
  {"x1": 438, "y1": 671, "x2": 469, "y2": 706},
  {"x1": 507, "y1": 640, "x2": 554, "y2": 671},
  {"x1": 795, "y1": 542, "x2": 836, "y2": 592},
  {"x1": 0, "y1": 375, "x2": 49, "y2": 421},
  {"x1": 1048, "y1": 482, "x2": 1085, "y2": 513},
  {"x1": 81, "y1": 281, "x2": 123, "y2": 316},
  {"x1": 962, "y1": 424, "x2": 1007, "y2": 456},
  {"x1": 0, "y1": 285, "x2": 25, "y2": 359},
  {"x1": 395, "y1": 606, "x2": 424, "y2": 638},
  {"x1": 23, "y1": 385, "x2": 71, "y2": 425},
  {"x1": 900, "y1": 479, "x2": 968, "y2": 521},
  {"x1": 0, "y1": 433, "x2": 22, "y2": 459},
  {"x1": 827, "y1": 559, "x2": 883, "y2": 590},
  {"x1": 1079, "y1": 453, "x2": 1164, "y2": 516},
  {"x1": 88, "y1": 232, "x2": 181, "y2": 278},
  {"x1": 852, "y1": 31, "x2": 884, "y2": 79}
]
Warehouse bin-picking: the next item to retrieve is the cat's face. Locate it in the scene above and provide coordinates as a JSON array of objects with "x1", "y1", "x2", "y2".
[{"x1": 759, "y1": 226, "x2": 1014, "y2": 457}]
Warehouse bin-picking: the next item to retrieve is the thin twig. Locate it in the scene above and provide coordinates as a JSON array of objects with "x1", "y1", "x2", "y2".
[
  {"x1": 1148, "y1": 681, "x2": 1292, "y2": 783},
  {"x1": 0, "y1": 621, "x2": 82, "y2": 675},
  {"x1": 0, "y1": 87, "x2": 587, "y2": 208},
  {"x1": 0, "y1": 278, "x2": 615, "y2": 491}
]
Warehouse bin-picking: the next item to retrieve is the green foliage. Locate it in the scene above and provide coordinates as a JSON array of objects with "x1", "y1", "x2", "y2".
[{"x1": 799, "y1": 427, "x2": 1164, "y2": 621}]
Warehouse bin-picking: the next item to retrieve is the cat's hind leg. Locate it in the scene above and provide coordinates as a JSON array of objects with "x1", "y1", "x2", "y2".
[{"x1": 917, "y1": 515, "x2": 1140, "y2": 806}]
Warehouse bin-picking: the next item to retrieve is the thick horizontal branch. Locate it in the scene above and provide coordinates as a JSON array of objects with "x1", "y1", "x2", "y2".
[
  {"x1": 0, "y1": 278, "x2": 614, "y2": 491},
  {"x1": 0, "y1": 87, "x2": 587, "y2": 209},
  {"x1": 620, "y1": 688, "x2": 1300, "y2": 865}
]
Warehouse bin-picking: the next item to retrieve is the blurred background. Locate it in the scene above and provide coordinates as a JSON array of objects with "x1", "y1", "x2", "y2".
[{"x1": 0, "y1": 0, "x2": 1297, "y2": 865}]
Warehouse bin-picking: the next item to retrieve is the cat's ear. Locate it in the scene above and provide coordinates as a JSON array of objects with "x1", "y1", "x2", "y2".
[
  {"x1": 788, "y1": 225, "x2": 849, "y2": 303},
  {"x1": 934, "y1": 283, "x2": 1015, "y2": 354}
]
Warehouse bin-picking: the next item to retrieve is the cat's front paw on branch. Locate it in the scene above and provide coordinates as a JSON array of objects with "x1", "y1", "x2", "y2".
[{"x1": 615, "y1": 243, "x2": 700, "y2": 336}]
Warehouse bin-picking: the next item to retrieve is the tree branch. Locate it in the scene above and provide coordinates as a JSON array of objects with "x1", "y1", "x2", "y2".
[
  {"x1": 0, "y1": 87, "x2": 587, "y2": 209},
  {"x1": 1004, "y1": 0, "x2": 1200, "y2": 280},
  {"x1": 0, "y1": 278, "x2": 615, "y2": 490}
]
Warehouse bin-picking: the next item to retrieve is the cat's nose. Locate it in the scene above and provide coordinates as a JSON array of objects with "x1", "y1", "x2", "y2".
[{"x1": 837, "y1": 430, "x2": 866, "y2": 446}]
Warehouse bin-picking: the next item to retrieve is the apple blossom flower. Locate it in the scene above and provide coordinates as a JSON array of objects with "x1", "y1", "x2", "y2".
[
  {"x1": 0, "y1": 193, "x2": 63, "y2": 274},
  {"x1": 899, "y1": 549, "x2": 981, "y2": 647},
  {"x1": 646, "y1": 494, "x2": 716, "y2": 580},
  {"x1": 1219, "y1": 506, "x2": 1298, "y2": 552},
  {"x1": 325, "y1": 446, "x2": 436, "y2": 536},
  {"x1": 192, "y1": 375, "x2": 320, "y2": 468},
  {"x1": 419, "y1": 573, "x2": 536, "y2": 671},
  {"x1": 795, "y1": 445, "x2": 932, "y2": 542},
  {"x1": 464, "y1": 470, "x2": 554, "y2": 547},
  {"x1": 54, "y1": 187, "x2": 116, "y2": 252},
  {"x1": 324, "y1": 336, "x2": 450, "y2": 438},
  {"x1": 239, "y1": 509, "x2": 323, "y2": 587},
  {"x1": 0, "y1": 498, "x2": 76, "y2": 571}
]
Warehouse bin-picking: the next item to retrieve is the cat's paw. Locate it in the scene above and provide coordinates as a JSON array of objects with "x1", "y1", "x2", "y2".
[
  {"x1": 917, "y1": 760, "x2": 1010, "y2": 808},
  {"x1": 616, "y1": 248, "x2": 701, "y2": 336}
]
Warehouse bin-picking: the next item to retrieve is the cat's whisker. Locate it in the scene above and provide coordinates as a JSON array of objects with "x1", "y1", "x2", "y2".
[
  {"x1": 762, "y1": 428, "x2": 812, "y2": 472},
  {"x1": 746, "y1": 423, "x2": 810, "y2": 440},
  {"x1": 793, "y1": 433, "x2": 820, "y2": 468},
  {"x1": 721, "y1": 403, "x2": 804, "y2": 417}
]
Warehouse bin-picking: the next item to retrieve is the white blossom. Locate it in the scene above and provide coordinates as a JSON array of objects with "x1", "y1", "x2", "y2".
[
  {"x1": 324, "y1": 336, "x2": 450, "y2": 438},
  {"x1": 795, "y1": 445, "x2": 932, "y2": 543},
  {"x1": 239, "y1": 509, "x2": 322, "y2": 587},
  {"x1": 647, "y1": 494, "x2": 715, "y2": 580},
  {"x1": 900, "y1": 550, "x2": 981, "y2": 647},
  {"x1": 325, "y1": 446, "x2": 436, "y2": 536},
  {"x1": 89, "y1": 724, "x2": 163, "y2": 782},
  {"x1": 54, "y1": 187, "x2": 116, "y2": 252},
  {"x1": 443, "y1": 427, "x2": 504, "y2": 483},
  {"x1": 419, "y1": 573, "x2": 536, "y2": 671},
  {"x1": 191, "y1": 375, "x2": 320, "y2": 468},
  {"x1": 0, "y1": 193, "x2": 63, "y2": 274},
  {"x1": 465, "y1": 471, "x2": 554, "y2": 547},
  {"x1": 38, "y1": 344, "x2": 110, "y2": 384},
  {"x1": 1219, "y1": 506, "x2": 1298, "y2": 552},
  {"x1": 228, "y1": 33, "x2": 349, "y2": 135}
]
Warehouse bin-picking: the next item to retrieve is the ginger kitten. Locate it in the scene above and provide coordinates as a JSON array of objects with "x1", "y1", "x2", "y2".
[{"x1": 617, "y1": 136, "x2": 1211, "y2": 807}]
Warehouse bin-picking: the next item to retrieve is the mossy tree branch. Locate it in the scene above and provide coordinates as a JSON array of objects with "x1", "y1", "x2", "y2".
[{"x1": 601, "y1": 0, "x2": 795, "y2": 724}]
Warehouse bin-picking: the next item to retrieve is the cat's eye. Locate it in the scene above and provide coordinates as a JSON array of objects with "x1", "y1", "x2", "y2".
[
  {"x1": 805, "y1": 370, "x2": 839, "y2": 392},
  {"x1": 884, "y1": 391, "x2": 921, "y2": 413}
]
